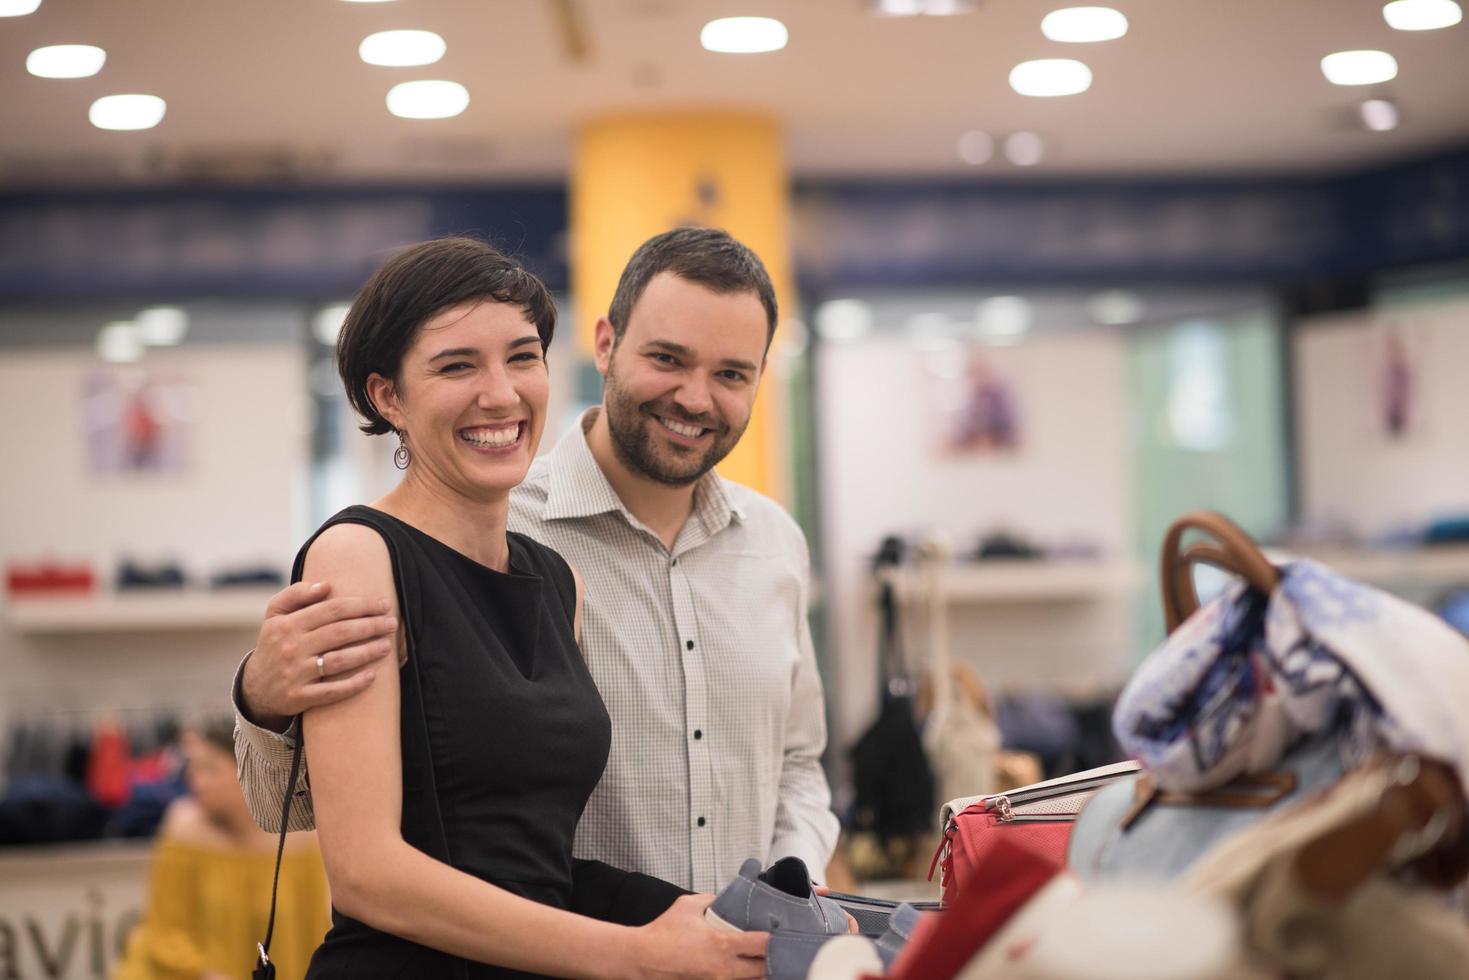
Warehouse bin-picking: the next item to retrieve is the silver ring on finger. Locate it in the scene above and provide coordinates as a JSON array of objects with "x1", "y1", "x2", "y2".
[{"x1": 315, "y1": 653, "x2": 326, "y2": 679}]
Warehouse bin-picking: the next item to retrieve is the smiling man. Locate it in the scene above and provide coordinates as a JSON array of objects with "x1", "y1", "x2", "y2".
[{"x1": 233, "y1": 227, "x2": 840, "y2": 894}]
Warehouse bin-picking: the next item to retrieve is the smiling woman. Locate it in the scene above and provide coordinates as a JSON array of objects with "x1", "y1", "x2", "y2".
[{"x1": 259, "y1": 236, "x2": 767, "y2": 979}]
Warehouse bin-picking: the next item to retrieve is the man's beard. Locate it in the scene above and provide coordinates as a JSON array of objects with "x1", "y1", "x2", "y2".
[{"x1": 603, "y1": 364, "x2": 747, "y2": 487}]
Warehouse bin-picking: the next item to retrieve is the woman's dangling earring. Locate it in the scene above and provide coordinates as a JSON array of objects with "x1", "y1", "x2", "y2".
[{"x1": 393, "y1": 430, "x2": 411, "y2": 470}]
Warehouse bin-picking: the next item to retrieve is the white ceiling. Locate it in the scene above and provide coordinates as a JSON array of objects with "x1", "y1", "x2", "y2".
[{"x1": 2, "y1": 0, "x2": 1467, "y2": 184}]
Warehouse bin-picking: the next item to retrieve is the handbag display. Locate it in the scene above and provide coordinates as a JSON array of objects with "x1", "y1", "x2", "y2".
[
  {"x1": 1072, "y1": 509, "x2": 1469, "y2": 882},
  {"x1": 930, "y1": 760, "x2": 1139, "y2": 905},
  {"x1": 1064, "y1": 512, "x2": 1347, "y2": 882},
  {"x1": 1067, "y1": 733, "x2": 1344, "y2": 879}
]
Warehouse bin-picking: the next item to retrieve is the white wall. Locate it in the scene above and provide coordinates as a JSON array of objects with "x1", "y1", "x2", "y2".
[
  {"x1": 815, "y1": 331, "x2": 1135, "y2": 756},
  {"x1": 0, "y1": 344, "x2": 310, "y2": 735},
  {"x1": 1294, "y1": 298, "x2": 1469, "y2": 537}
]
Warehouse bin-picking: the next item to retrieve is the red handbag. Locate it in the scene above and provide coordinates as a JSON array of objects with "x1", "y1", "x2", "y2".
[{"x1": 930, "y1": 761, "x2": 1139, "y2": 905}]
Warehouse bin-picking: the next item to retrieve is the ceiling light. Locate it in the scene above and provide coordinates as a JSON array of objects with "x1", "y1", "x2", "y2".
[
  {"x1": 0, "y1": 0, "x2": 42, "y2": 15},
  {"x1": 1004, "y1": 131, "x2": 1046, "y2": 166},
  {"x1": 1320, "y1": 50, "x2": 1398, "y2": 86},
  {"x1": 27, "y1": 44, "x2": 106, "y2": 78},
  {"x1": 97, "y1": 322, "x2": 143, "y2": 363},
  {"x1": 700, "y1": 17, "x2": 788, "y2": 53},
  {"x1": 386, "y1": 80, "x2": 469, "y2": 119},
  {"x1": 957, "y1": 130, "x2": 994, "y2": 165},
  {"x1": 870, "y1": 0, "x2": 977, "y2": 14},
  {"x1": 359, "y1": 29, "x2": 446, "y2": 67},
  {"x1": 1040, "y1": 7, "x2": 1129, "y2": 42},
  {"x1": 136, "y1": 307, "x2": 188, "y2": 346},
  {"x1": 815, "y1": 299, "x2": 874, "y2": 342},
  {"x1": 977, "y1": 297, "x2": 1033, "y2": 337},
  {"x1": 313, "y1": 303, "x2": 352, "y2": 345},
  {"x1": 1383, "y1": 0, "x2": 1462, "y2": 29},
  {"x1": 1359, "y1": 98, "x2": 1400, "y2": 131},
  {"x1": 1009, "y1": 58, "x2": 1093, "y2": 97},
  {"x1": 1087, "y1": 289, "x2": 1145, "y2": 325},
  {"x1": 89, "y1": 94, "x2": 166, "y2": 131}
]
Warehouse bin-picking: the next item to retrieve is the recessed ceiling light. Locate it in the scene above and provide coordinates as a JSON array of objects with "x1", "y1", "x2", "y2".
[
  {"x1": 1009, "y1": 58, "x2": 1093, "y2": 97},
  {"x1": 700, "y1": 16, "x2": 788, "y2": 53},
  {"x1": 977, "y1": 296, "x2": 1033, "y2": 337},
  {"x1": 957, "y1": 130, "x2": 994, "y2": 165},
  {"x1": 313, "y1": 303, "x2": 352, "y2": 345},
  {"x1": 136, "y1": 307, "x2": 189, "y2": 346},
  {"x1": 1320, "y1": 50, "x2": 1398, "y2": 86},
  {"x1": 1040, "y1": 7, "x2": 1129, "y2": 42},
  {"x1": 1004, "y1": 131, "x2": 1046, "y2": 166},
  {"x1": 1359, "y1": 98, "x2": 1401, "y2": 131},
  {"x1": 815, "y1": 299, "x2": 874, "y2": 342},
  {"x1": 1087, "y1": 289, "x2": 1145, "y2": 325},
  {"x1": 360, "y1": 29, "x2": 446, "y2": 67},
  {"x1": 89, "y1": 94, "x2": 167, "y2": 131},
  {"x1": 870, "y1": 0, "x2": 977, "y2": 13},
  {"x1": 27, "y1": 44, "x2": 106, "y2": 78},
  {"x1": 1383, "y1": 0, "x2": 1462, "y2": 29},
  {"x1": 0, "y1": 0, "x2": 42, "y2": 16},
  {"x1": 97, "y1": 321, "x2": 143, "y2": 363},
  {"x1": 386, "y1": 80, "x2": 469, "y2": 119}
]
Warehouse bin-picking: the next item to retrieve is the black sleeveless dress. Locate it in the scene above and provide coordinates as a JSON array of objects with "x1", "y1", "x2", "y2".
[{"x1": 297, "y1": 505, "x2": 619, "y2": 980}]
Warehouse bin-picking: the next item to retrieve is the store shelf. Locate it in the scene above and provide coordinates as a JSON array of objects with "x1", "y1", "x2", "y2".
[
  {"x1": 1271, "y1": 545, "x2": 1469, "y2": 590},
  {"x1": 880, "y1": 559, "x2": 1142, "y2": 604},
  {"x1": 5, "y1": 589, "x2": 276, "y2": 634}
]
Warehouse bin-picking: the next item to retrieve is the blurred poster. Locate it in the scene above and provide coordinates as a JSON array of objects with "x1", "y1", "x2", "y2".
[
  {"x1": 1364, "y1": 321, "x2": 1427, "y2": 445},
  {"x1": 85, "y1": 370, "x2": 194, "y2": 474},
  {"x1": 924, "y1": 348, "x2": 1023, "y2": 456}
]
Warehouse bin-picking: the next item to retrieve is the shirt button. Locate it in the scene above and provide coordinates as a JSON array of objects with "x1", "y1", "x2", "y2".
[
  {"x1": 694, "y1": 729, "x2": 703, "y2": 740},
  {"x1": 671, "y1": 558, "x2": 679, "y2": 566},
  {"x1": 697, "y1": 816, "x2": 707, "y2": 828},
  {"x1": 686, "y1": 640, "x2": 695, "y2": 651}
]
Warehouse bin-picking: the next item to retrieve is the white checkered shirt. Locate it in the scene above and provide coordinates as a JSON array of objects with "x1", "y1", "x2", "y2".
[{"x1": 234, "y1": 409, "x2": 838, "y2": 893}]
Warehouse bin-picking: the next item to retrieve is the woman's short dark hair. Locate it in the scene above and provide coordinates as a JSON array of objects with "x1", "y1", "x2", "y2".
[
  {"x1": 337, "y1": 236, "x2": 557, "y2": 435},
  {"x1": 189, "y1": 714, "x2": 236, "y2": 755},
  {"x1": 607, "y1": 227, "x2": 778, "y2": 349}
]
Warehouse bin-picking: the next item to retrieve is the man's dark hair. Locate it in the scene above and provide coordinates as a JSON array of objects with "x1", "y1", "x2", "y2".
[
  {"x1": 337, "y1": 236, "x2": 556, "y2": 435},
  {"x1": 606, "y1": 226, "x2": 778, "y2": 348}
]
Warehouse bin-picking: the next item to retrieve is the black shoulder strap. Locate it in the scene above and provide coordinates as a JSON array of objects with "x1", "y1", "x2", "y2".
[{"x1": 253, "y1": 729, "x2": 303, "y2": 980}]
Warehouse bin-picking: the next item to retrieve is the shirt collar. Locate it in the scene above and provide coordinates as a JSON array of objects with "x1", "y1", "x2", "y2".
[{"x1": 542, "y1": 408, "x2": 747, "y2": 531}]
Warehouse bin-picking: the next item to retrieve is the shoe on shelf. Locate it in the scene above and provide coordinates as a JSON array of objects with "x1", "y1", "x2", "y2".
[{"x1": 706, "y1": 857, "x2": 848, "y2": 935}]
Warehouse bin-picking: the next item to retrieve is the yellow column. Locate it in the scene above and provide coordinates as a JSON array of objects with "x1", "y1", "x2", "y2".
[{"x1": 571, "y1": 112, "x2": 791, "y2": 502}]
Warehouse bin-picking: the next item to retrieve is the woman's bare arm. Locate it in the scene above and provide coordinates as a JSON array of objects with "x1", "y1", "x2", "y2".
[{"x1": 300, "y1": 523, "x2": 764, "y2": 979}]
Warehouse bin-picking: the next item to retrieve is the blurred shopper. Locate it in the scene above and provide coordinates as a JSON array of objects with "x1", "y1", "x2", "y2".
[
  {"x1": 234, "y1": 228, "x2": 838, "y2": 899},
  {"x1": 114, "y1": 716, "x2": 329, "y2": 980},
  {"x1": 235, "y1": 237, "x2": 766, "y2": 978}
]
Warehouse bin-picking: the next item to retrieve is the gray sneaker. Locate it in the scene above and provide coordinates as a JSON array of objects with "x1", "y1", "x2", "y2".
[
  {"x1": 764, "y1": 902, "x2": 924, "y2": 979},
  {"x1": 874, "y1": 901, "x2": 921, "y2": 963},
  {"x1": 706, "y1": 857, "x2": 848, "y2": 935}
]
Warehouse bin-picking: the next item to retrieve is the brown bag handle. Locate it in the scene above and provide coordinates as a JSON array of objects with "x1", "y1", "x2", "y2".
[{"x1": 1160, "y1": 511, "x2": 1280, "y2": 634}]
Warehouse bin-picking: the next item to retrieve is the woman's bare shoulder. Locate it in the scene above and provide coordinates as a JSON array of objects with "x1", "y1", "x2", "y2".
[
  {"x1": 304, "y1": 521, "x2": 392, "y2": 567},
  {"x1": 157, "y1": 797, "x2": 230, "y2": 849}
]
